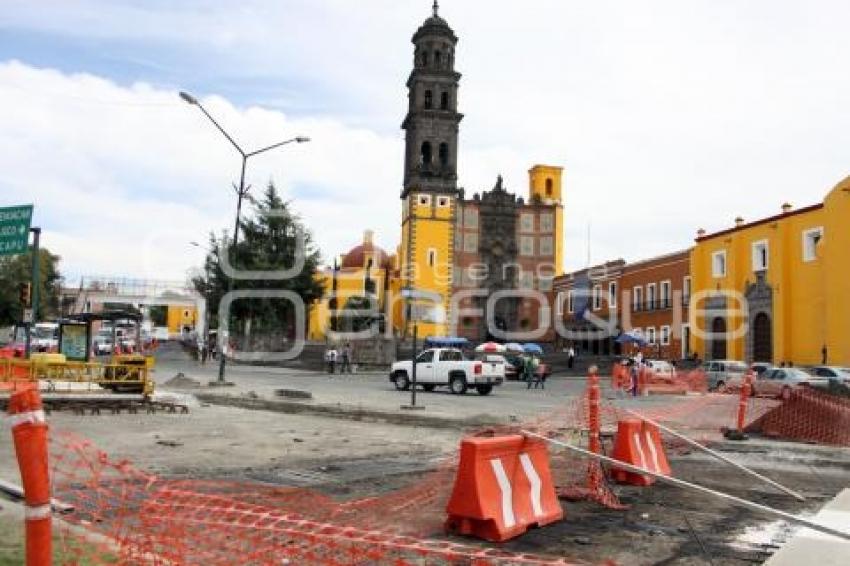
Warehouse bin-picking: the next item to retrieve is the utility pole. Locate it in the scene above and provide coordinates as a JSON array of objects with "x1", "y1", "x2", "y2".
[{"x1": 24, "y1": 227, "x2": 41, "y2": 359}]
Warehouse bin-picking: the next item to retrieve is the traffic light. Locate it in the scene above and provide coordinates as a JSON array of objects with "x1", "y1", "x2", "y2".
[{"x1": 19, "y1": 282, "x2": 31, "y2": 307}]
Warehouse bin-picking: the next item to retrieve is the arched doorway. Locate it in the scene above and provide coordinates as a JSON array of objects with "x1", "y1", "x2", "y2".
[
  {"x1": 752, "y1": 313, "x2": 772, "y2": 362},
  {"x1": 711, "y1": 317, "x2": 727, "y2": 360}
]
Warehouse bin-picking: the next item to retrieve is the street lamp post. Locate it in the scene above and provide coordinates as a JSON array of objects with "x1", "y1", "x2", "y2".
[
  {"x1": 180, "y1": 91, "x2": 310, "y2": 385},
  {"x1": 190, "y1": 241, "x2": 213, "y2": 358}
]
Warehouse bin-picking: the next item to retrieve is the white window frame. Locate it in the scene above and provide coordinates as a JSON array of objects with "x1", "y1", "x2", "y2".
[
  {"x1": 681, "y1": 324, "x2": 691, "y2": 357},
  {"x1": 437, "y1": 196, "x2": 450, "y2": 207},
  {"x1": 539, "y1": 236, "x2": 554, "y2": 256},
  {"x1": 519, "y1": 235, "x2": 535, "y2": 257},
  {"x1": 608, "y1": 282, "x2": 618, "y2": 310},
  {"x1": 660, "y1": 325, "x2": 671, "y2": 346},
  {"x1": 802, "y1": 227, "x2": 824, "y2": 262},
  {"x1": 646, "y1": 326, "x2": 656, "y2": 345},
  {"x1": 520, "y1": 213, "x2": 535, "y2": 233},
  {"x1": 418, "y1": 194, "x2": 432, "y2": 207},
  {"x1": 427, "y1": 248, "x2": 437, "y2": 267},
  {"x1": 683, "y1": 276, "x2": 692, "y2": 303},
  {"x1": 556, "y1": 291, "x2": 565, "y2": 316},
  {"x1": 660, "y1": 280, "x2": 671, "y2": 308},
  {"x1": 539, "y1": 213, "x2": 554, "y2": 232},
  {"x1": 464, "y1": 208, "x2": 478, "y2": 228},
  {"x1": 592, "y1": 285, "x2": 602, "y2": 311},
  {"x1": 567, "y1": 291, "x2": 575, "y2": 314},
  {"x1": 463, "y1": 232, "x2": 478, "y2": 253},
  {"x1": 751, "y1": 239, "x2": 769, "y2": 272},
  {"x1": 633, "y1": 287, "x2": 643, "y2": 312},
  {"x1": 712, "y1": 250, "x2": 727, "y2": 278},
  {"x1": 647, "y1": 283, "x2": 657, "y2": 310}
]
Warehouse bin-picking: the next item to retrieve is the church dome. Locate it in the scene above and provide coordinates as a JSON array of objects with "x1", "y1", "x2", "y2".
[
  {"x1": 413, "y1": 1, "x2": 456, "y2": 41},
  {"x1": 341, "y1": 231, "x2": 392, "y2": 270}
]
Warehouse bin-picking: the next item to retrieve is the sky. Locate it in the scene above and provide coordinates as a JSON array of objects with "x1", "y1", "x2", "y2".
[{"x1": 1, "y1": 0, "x2": 849, "y2": 283}]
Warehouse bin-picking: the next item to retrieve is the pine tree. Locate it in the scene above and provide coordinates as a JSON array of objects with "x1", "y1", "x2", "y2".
[{"x1": 192, "y1": 182, "x2": 323, "y2": 339}]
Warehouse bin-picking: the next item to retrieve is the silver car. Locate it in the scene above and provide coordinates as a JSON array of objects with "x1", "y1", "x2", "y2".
[
  {"x1": 760, "y1": 368, "x2": 830, "y2": 399},
  {"x1": 703, "y1": 360, "x2": 749, "y2": 391}
]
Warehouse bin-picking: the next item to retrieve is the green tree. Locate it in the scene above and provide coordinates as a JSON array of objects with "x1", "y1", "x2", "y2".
[
  {"x1": 0, "y1": 248, "x2": 62, "y2": 325},
  {"x1": 192, "y1": 182, "x2": 323, "y2": 337},
  {"x1": 335, "y1": 296, "x2": 380, "y2": 333}
]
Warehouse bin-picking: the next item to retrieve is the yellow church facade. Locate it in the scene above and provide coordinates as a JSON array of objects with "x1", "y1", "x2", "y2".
[{"x1": 689, "y1": 176, "x2": 850, "y2": 366}]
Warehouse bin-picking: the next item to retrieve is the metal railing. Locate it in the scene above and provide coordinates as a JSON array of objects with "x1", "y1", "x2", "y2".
[{"x1": 0, "y1": 358, "x2": 153, "y2": 395}]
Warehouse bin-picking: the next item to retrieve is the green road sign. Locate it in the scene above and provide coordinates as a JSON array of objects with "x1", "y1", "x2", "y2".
[{"x1": 0, "y1": 204, "x2": 33, "y2": 256}]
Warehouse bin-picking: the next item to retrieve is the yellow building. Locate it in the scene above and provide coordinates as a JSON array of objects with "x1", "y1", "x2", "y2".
[
  {"x1": 307, "y1": 231, "x2": 399, "y2": 341},
  {"x1": 167, "y1": 305, "x2": 197, "y2": 335},
  {"x1": 528, "y1": 164, "x2": 565, "y2": 277},
  {"x1": 690, "y1": 176, "x2": 850, "y2": 366}
]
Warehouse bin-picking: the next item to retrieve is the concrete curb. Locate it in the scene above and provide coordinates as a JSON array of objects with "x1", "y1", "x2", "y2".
[{"x1": 195, "y1": 393, "x2": 506, "y2": 430}]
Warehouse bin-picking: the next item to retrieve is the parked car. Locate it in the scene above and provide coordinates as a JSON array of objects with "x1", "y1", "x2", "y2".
[
  {"x1": 750, "y1": 362, "x2": 774, "y2": 377},
  {"x1": 503, "y1": 354, "x2": 522, "y2": 380},
  {"x1": 645, "y1": 360, "x2": 675, "y2": 380},
  {"x1": 759, "y1": 368, "x2": 830, "y2": 399},
  {"x1": 390, "y1": 347, "x2": 504, "y2": 395},
  {"x1": 92, "y1": 336, "x2": 113, "y2": 355},
  {"x1": 703, "y1": 360, "x2": 749, "y2": 391},
  {"x1": 31, "y1": 322, "x2": 59, "y2": 352},
  {"x1": 810, "y1": 366, "x2": 850, "y2": 387}
]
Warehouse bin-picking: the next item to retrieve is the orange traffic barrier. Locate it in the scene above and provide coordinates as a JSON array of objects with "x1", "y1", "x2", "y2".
[
  {"x1": 737, "y1": 371, "x2": 754, "y2": 431},
  {"x1": 611, "y1": 419, "x2": 671, "y2": 486},
  {"x1": 8, "y1": 386, "x2": 52, "y2": 566},
  {"x1": 445, "y1": 434, "x2": 563, "y2": 542}
]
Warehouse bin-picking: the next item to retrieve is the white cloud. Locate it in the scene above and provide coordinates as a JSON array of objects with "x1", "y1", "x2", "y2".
[
  {"x1": 0, "y1": 61, "x2": 404, "y2": 280},
  {"x1": 2, "y1": 0, "x2": 850, "y2": 279}
]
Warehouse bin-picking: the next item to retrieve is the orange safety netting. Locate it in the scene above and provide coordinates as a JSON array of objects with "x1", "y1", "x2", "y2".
[
  {"x1": 746, "y1": 387, "x2": 850, "y2": 447},
  {"x1": 18, "y1": 382, "x2": 847, "y2": 564}
]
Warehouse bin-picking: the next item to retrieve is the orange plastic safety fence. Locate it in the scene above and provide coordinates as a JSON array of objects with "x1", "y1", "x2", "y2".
[
  {"x1": 746, "y1": 387, "x2": 850, "y2": 447},
  {"x1": 28, "y1": 383, "x2": 845, "y2": 565}
]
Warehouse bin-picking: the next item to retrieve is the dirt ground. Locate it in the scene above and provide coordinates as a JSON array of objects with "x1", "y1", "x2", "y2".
[{"x1": 1, "y1": 391, "x2": 848, "y2": 564}]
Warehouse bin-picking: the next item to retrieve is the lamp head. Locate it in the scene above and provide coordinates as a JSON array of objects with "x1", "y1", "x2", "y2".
[
  {"x1": 296, "y1": 136, "x2": 311, "y2": 143},
  {"x1": 179, "y1": 91, "x2": 198, "y2": 105}
]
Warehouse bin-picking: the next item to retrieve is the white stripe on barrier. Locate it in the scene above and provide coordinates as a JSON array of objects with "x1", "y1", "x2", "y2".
[
  {"x1": 645, "y1": 430, "x2": 661, "y2": 474},
  {"x1": 519, "y1": 453, "x2": 543, "y2": 517},
  {"x1": 490, "y1": 458, "x2": 516, "y2": 528},
  {"x1": 7, "y1": 409, "x2": 45, "y2": 428},
  {"x1": 633, "y1": 432, "x2": 647, "y2": 473},
  {"x1": 24, "y1": 504, "x2": 51, "y2": 521}
]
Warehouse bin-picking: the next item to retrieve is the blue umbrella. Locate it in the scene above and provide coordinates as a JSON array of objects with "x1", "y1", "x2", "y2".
[
  {"x1": 522, "y1": 343, "x2": 543, "y2": 354},
  {"x1": 615, "y1": 332, "x2": 648, "y2": 347}
]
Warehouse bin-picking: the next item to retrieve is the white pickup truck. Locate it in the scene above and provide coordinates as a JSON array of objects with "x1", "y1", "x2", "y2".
[{"x1": 390, "y1": 347, "x2": 504, "y2": 395}]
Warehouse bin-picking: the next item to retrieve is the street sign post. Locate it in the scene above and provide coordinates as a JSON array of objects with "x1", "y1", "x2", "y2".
[{"x1": 0, "y1": 205, "x2": 33, "y2": 257}]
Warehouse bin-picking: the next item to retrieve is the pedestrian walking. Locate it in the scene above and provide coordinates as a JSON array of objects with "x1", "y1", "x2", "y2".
[
  {"x1": 567, "y1": 346, "x2": 575, "y2": 370},
  {"x1": 531, "y1": 356, "x2": 544, "y2": 389},
  {"x1": 325, "y1": 347, "x2": 338, "y2": 374},
  {"x1": 340, "y1": 343, "x2": 352, "y2": 374}
]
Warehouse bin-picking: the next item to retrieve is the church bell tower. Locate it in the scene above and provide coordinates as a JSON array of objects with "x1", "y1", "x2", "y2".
[
  {"x1": 401, "y1": 0, "x2": 463, "y2": 197},
  {"x1": 399, "y1": 1, "x2": 462, "y2": 337}
]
